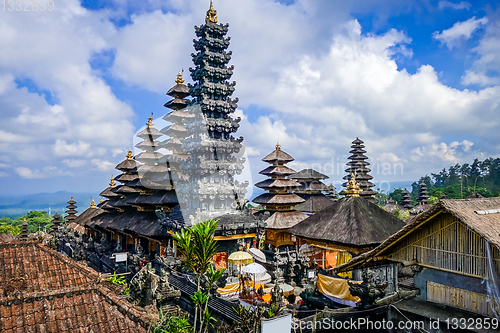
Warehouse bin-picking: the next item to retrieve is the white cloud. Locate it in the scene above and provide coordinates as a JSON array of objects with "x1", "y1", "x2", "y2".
[
  {"x1": 91, "y1": 159, "x2": 116, "y2": 171},
  {"x1": 15, "y1": 166, "x2": 72, "y2": 179},
  {"x1": 411, "y1": 140, "x2": 474, "y2": 163},
  {"x1": 462, "y1": 20, "x2": 500, "y2": 86},
  {"x1": 234, "y1": 18, "x2": 500, "y2": 183},
  {"x1": 0, "y1": 0, "x2": 135, "y2": 184},
  {"x1": 53, "y1": 140, "x2": 91, "y2": 157},
  {"x1": 438, "y1": 1, "x2": 471, "y2": 10},
  {"x1": 63, "y1": 159, "x2": 88, "y2": 168},
  {"x1": 433, "y1": 16, "x2": 488, "y2": 49}
]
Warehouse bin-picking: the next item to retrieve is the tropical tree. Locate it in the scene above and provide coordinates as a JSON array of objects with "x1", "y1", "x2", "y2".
[{"x1": 172, "y1": 219, "x2": 225, "y2": 333}]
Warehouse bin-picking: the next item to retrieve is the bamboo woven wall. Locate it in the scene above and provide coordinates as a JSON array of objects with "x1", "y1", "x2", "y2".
[
  {"x1": 427, "y1": 281, "x2": 495, "y2": 317},
  {"x1": 388, "y1": 213, "x2": 500, "y2": 279}
]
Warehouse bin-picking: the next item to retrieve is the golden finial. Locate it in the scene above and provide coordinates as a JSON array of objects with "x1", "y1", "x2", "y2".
[
  {"x1": 126, "y1": 149, "x2": 133, "y2": 160},
  {"x1": 146, "y1": 114, "x2": 154, "y2": 128},
  {"x1": 206, "y1": 0, "x2": 217, "y2": 23},
  {"x1": 90, "y1": 199, "x2": 96, "y2": 208},
  {"x1": 275, "y1": 143, "x2": 281, "y2": 151},
  {"x1": 23, "y1": 218, "x2": 26, "y2": 223},
  {"x1": 109, "y1": 176, "x2": 116, "y2": 188},
  {"x1": 344, "y1": 173, "x2": 363, "y2": 197},
  {"x1": 99, "y1": 198, "x2": 104, "y2": 203},
  {"x1": 175, "y1": 71, "x2": 185, "y2": 84},
  {"x1": 70, "y1": 196, "x2": 73, "y2": 200}
]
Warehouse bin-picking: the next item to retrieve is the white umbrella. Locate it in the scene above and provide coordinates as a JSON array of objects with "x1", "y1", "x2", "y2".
[
  {"x1": 242, "y1": 262, "x2": 267, "y2": 276},
  {"x1": 248, "y1": 248, "x2": 266, "y2": 263},
  {"x1": 279, "y1": 283, "x2": 294, "y2": 296},
  {"x1": 254, "y1": 272, "x2": 272, "y2": 284},
  {"x1": 242, "y1": 262, "x2": 267, "y2": 292}
]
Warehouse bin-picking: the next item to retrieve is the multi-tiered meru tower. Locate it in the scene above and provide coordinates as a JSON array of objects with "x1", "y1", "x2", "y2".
[
  {"x1": 342, "y1": 138, "x2": 378, "y2": 202},
  {"x1": 179, "y1": 2, "x2": 248, "y2": 222}
]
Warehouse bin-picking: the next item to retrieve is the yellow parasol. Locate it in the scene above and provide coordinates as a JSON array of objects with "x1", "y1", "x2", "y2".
[{"x1": 228, "y1": 251, "x2": 253, "y2": 265}]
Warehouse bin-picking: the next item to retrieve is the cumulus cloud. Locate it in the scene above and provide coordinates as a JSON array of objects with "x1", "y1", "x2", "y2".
[
  {"x1": 235, "y1": 18, "x2": 500, "y2": 183},
  {"x1": 438, "y1": 1, "x2": 471, "y2": 10},
  {"x1": 433, "y1": 16, "x2": 488, "y2": 49},
  {"x1": 2, "y1": 0, "x2": 499, "y2": 193},
  {"x1": 0, "y1": 0, "x2": 135, "y2": 183},
  {"x1": 91, "y1": 159, "x2": 116, "y2": 171},
  {"x1": 15, "y1": 166, "x2": 72, "y2": 179},
  {"x1": 462, "y1": 20, "x2": 500, "y2": 86}
]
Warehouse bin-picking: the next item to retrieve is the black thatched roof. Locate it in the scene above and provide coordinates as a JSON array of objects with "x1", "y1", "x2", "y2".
[
  {"x1": 289, "y1": 169, "x2": 329, "y2": 180},
  {"x1": 257, "y1": 210, "x2": 308, "y2": 229},
  {"x1": 166, "y1": 83, "x2": 190, "y2": 98},
  {"x1": 74, "y1": 207, "x2": 106, "y2": 227},
  {"x1": 294, "y1": 181, "x2": 329, "y2": 192},
  {"x1": 253, "y1": 193, "x2": 305, "y2": 205},
  {"x1": 99, "y1": 187, "x2": 121, "y2": 198},
  {"x1": 254, "y1": 179, "x2": 300, "y2": 189},
  {"x1": 164, "y1": 98, "x2": 188, "y2": 110},
  {"x1": 136, "y1": 127, "x2": 163, "y2": 139},
  {"x1": 91, "y1": 210, "x2": 180, "y2": 237},
  {"x1": 294, "y1": 193, "x2": 335, "y2": 213},
  {"x1": 114, "y1": 173, "x2": 139, "y2": 183},
  {"x1": 258, "y1": 165, "x2": 296, "y2": 176},
  {"x1": 262, "y1": 148, "x2": 294, "y2": 163},
  {"x1": 114, "y1": 185, "x2": 140, "y2": 194},
  {"x1": 115, "y1": 159, "x2": 138, "y2": 171},
  {"x1": 288, "y1": 196, "x2": 405, "y2": 248}
]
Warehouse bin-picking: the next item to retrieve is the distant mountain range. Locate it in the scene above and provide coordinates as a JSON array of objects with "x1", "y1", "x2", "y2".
[
  {"x1": 0, "y1": 191, "x2": 98, "y2": 218},
  {"x1": 0, "y1": 181, "x2": 415, "y2": 218}
]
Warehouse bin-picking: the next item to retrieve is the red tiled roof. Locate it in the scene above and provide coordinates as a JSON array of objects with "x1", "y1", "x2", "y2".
[
  {"x1": 0, "y1": 239, "x2": 154, "y2": 332},
  {"x1": 0, "y1": 234, "x2": 15, "y2": 243}
]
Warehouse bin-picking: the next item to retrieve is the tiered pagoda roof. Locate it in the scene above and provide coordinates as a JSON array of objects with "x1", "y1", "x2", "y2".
[
  {"x1": 411, "y1": 182, "x2": 431, "y2": 215},
  {"x1": 342, "y1": 138, "x2": 377, "y2": 201},
  {"x1": 401, "y1": 189, "x2": 413, "y2": 209},
  {"x1": 417, "y1": 182, "x2": 430, "y2": 204},
  {"x1": 253, "y1": 144, "x2": 307, "y2": 229},
  {"x1": 289, "y1": 169, "x2": 334, "y2": 213},
  {"x1": 160, "y1": 71, "x2": 193, "y2": 184},
  {"x1": 174, "y1": 2, "x2": 248, "y2": 221},
  {"x1": 65, "y1": 197, "x2": 77, "y2": 224}
]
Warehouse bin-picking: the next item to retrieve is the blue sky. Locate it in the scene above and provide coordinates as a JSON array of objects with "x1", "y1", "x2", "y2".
[{"x1": 0, "y1": 0, "x2": 499, "y2": 200}]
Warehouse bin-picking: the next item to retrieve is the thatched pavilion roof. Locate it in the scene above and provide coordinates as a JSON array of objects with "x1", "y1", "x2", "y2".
[{"x1": 288, "y1": 196, "x2": 405, "y2": 248}]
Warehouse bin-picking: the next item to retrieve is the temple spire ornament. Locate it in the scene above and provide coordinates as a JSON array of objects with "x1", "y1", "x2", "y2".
[
  {"x1": 206, "y1": 0, "x2": 217, "y2": 23},
  {"x1": 90, "y1": 199, "x2": 96, "y2": 208},
  {"x1": 344, "y1": 173, "x2": 363, "y2": 197},
  {"x1": 126, "y1": 149, "x2": 133, "y2": 160},
  {"x1": 175, "y1": 71, "x2": 184, "y2": 85},
  {"x1": 146, "y1": 114, "x2": 154, "y2": 128},
  {"x1": 109, "y1": 176, "x2": 116, "y2": 188}
]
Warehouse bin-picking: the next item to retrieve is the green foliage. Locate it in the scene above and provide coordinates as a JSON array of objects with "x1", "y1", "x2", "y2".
[
  {"x1": 107, "y1": 272, "x2": 126, "y2": 285},
  {"x1": 11, "y1": 211, "x2": 53, "y2": 234},
  {"x1": 389, "y1": 188, "x2": 403, "y2": 204},
  {"x1": 392, "y1": 207, "x2": 410, "y2": 220},
  {"x1": 220, "y1": 303, "x2": 285, "y2": 333},
  {"x1": 173, "y1": 219, "x2": 224, "y2": 333},
  {"x1": 0, "y1": 224, "x2": 20, "y2": 236},
  {"x1": 388, "y1": 157, "x2": 500, "y2": 202},
  {"x1": 123, "y1": 287, "x2": 131, "y2": 295},
  {"x1": 375, "y1": 188, "x2": 388, "y2": 205},
  {"x1": 152, "y1": 311, "x2": 192, "y2": 333}
]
